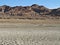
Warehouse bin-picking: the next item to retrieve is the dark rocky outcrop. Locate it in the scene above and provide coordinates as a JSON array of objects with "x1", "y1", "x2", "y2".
[{"x1": 0, "y1": 4, "x2": 60, "y2": 19}]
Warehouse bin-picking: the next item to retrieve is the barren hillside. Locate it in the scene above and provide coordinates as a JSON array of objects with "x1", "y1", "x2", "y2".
[{"x1": 0, "y1": 4, "x2": 60, "y2": 19}]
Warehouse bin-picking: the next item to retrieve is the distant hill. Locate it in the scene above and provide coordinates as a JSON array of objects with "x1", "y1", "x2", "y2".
[{"x1": 0, "y1": 4, "x2": 60, "y2": 19}]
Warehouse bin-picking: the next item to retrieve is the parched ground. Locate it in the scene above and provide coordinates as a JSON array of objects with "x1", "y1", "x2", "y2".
[
  {"x1": 0, "y1": 22, "x2": 60, "y2": 45},
  {"x1": 0, "y1": 19, "x2": 60, "y2": 24}
]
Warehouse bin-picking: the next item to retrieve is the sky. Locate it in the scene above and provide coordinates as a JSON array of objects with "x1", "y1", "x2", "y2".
[{"x1": 0, "y1": 0, "x2": 60, "y2": 9}]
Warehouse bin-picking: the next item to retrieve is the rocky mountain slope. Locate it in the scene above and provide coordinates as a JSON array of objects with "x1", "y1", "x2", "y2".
[{"x1": 0, "y1": 4, "x2": 60, "y2": 19}]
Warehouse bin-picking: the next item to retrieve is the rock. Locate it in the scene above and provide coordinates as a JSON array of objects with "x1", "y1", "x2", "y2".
[{"x1": 0, "y1": 4, "x2": 60, "y2": 19}]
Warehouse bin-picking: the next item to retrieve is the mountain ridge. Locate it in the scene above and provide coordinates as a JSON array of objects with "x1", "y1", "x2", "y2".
[{"x1": 0, "y1": 4, "x2": 60, "y2": 19}]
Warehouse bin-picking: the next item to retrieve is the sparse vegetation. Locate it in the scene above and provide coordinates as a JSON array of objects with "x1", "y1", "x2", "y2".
[
  {"x1": 0, "y1": 19, "x2": 60, "y2": 24},
  {"x1": 0, "y1": 29, "x2": 60, "y2": 45},
  {"x1": 0, "y1": 23, "x2": 60, "y2": 45}
]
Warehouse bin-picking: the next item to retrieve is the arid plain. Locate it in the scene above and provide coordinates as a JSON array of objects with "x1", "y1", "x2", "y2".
[{"x1": 0, "y1": 19, "x2": 60, "y2": 45}]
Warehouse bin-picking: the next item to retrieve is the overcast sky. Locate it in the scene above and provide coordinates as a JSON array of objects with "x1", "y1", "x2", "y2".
[{"x1": 0, "y1": 0, "x2": 60, "y2": 9}]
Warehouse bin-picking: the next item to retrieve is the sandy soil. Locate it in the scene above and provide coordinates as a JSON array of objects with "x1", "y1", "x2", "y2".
[
  {"x1": 0, "y1": 19, "x2": 60, "y2": 24},
  {"x1": 0, "y1": 23, "x2": 60, "y2": 45}
]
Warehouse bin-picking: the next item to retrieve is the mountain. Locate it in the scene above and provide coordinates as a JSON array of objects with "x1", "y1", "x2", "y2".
[{"x1": 0, "y1": 4, "x2": 60, "y2": 19}]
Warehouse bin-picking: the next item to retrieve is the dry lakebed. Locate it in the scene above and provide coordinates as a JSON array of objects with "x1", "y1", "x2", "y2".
[{"x1": 0, "y1": 23, "x2": 60, "y2": 45}]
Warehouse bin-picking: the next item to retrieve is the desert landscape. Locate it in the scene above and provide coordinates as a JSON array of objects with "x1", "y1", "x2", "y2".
[
  {"x1": 0, "y1": 4, "x2": 60, "y2": 45},
  {"x1": 0, "y1": 20, "x2": 59, "y2": 45}
]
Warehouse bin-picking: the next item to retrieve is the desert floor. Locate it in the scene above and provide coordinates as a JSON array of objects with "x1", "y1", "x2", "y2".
[{"x1": 0, "y1": 22, "x2": 60, "y2": 45}]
